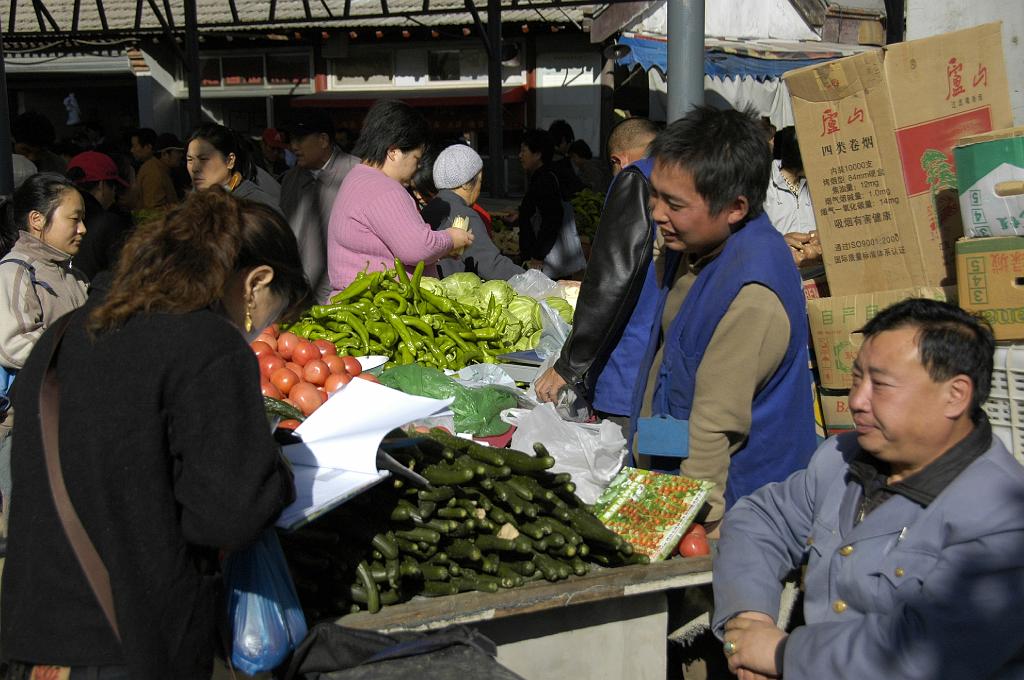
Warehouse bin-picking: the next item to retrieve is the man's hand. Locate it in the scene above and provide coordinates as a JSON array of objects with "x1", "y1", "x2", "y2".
[
  {"x1": 534, "y1": 367, "x2": 568, "y2": 404},
  {"x1": 723, "y1": 611, "x2": 786, "y2": 679},
  {"x1": 784, "y1": 231, "x2": 822, "y2": 267}
]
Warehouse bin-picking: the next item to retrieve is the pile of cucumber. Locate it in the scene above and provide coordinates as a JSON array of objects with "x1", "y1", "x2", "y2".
[{"x1": 280, "y1": 428, "x2": 645, "y2": 616}]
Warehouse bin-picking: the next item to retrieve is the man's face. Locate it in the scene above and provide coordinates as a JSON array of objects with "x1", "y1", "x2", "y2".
[
  {"x1": 649, "y1": 160, "x2": 740, "y2": 254},
  {"x1": 292, "y1": 132, "x2": 330, "y2": 170},
  {"x1": 130, "y1": 136, "x2": 152, "y2": 162},
  {"x1": 849, "y1": 328, "x2": 960, "y2": 469},
  {"x1": 160, "y1": 149, "x2": 183, "y2": 168}
]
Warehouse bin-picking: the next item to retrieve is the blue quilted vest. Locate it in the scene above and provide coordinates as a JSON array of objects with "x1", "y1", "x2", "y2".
[{"x1": 650, "y1": 213, "x2": 816, "y2": 508}]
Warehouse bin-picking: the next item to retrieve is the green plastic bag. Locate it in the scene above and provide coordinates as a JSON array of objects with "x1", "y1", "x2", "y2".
[{"x1": 378, "y1": 364, "x2": 516, "y2": 436}]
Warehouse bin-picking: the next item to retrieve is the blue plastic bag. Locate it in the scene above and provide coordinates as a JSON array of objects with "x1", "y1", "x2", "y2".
[{"x1": 224, "y1": 529, "x2": 308, "y2": 674}]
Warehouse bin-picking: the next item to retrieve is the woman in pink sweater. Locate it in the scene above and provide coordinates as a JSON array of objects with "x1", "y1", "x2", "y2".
[{"x1": 326, "y1": 101, "x2": 473, "y2": 298}]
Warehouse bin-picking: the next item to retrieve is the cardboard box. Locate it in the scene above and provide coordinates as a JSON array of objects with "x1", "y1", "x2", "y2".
[
  {"x1": 954, "y1": 126, "x2": 1024, "y2": 238},
  {"x1": 956, "y1": 236, "x2": 1024, "y2": 340},
  {"x1": 807, "y1": 286, "x2": 954, "y2": 389},
  {"x1": 784, "y1": 22, "x2": 1013, "y2": 296},
  {"x1": 802, "y1": 273, "x2": 830, "y2": 301},
  {"x1": 819, "y1": 388, "x2": 855, "y2": 436}
]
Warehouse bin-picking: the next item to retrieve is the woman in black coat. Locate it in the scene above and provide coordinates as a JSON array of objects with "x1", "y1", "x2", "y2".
[{"x1": 1, "y1": 189, "x2": 310, "y2": 678}]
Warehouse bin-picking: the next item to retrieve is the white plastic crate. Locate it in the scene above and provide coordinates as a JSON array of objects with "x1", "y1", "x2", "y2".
[{"x1": 986, "y1": 343, "x2": 1024, "y2": 464}]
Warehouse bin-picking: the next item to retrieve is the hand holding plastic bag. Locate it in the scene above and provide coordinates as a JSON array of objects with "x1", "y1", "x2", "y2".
[
  {"x1": 504, "y1": 404, "x2": 626, "y2": 504},
  {"x1": 224, "y1": 529, "x2": 308, "y2": 674}
]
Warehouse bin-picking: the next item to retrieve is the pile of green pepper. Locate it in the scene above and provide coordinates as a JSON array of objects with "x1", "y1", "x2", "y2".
[
  {"x1": 285, "y1": 259, "x2": 524, "y2": 371},
  {"x1": 280, "y1": 429, "x2": 645, "y2": 617}
]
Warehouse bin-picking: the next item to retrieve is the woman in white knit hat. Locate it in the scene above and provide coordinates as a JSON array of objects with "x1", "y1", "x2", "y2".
[{"x1": 421, "y1": 142, "x2": 524, "y2": 281}]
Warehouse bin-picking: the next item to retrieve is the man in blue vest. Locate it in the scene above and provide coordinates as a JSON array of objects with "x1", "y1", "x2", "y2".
[
  {"x1": 638, "y1": 106, "x2": 816, "y2": 536},
  {"x1": 534, "y1": 118, "x2": 663, "y2": 434}
]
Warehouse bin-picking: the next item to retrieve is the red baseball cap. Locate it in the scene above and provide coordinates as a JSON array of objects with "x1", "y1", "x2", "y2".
[
  {"x1": 262, "y1": 128, "x2": 286, "y2": 149},
  {"x1": 67, "y1": 151, "x2": 129, "y2": 187}
]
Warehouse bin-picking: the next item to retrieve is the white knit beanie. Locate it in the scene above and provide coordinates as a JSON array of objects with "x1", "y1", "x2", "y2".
[{"x1": 433, "y1": 144, "x2": 483, "y2": 190}]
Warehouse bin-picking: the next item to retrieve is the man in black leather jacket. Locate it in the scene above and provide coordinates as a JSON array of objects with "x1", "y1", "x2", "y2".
[{"x1": 535, "y1": 118, "x2": 660, "y2": 421}]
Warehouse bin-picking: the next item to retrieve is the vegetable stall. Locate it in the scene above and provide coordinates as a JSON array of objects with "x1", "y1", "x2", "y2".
[{"x1": 248, "y1": 260, "x2": 712, "y2": 679}]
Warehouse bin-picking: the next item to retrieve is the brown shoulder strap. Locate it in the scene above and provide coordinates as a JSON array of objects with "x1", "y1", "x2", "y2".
[{"x1": 39, "y1": 311, "x2": 122, "y2": 642}]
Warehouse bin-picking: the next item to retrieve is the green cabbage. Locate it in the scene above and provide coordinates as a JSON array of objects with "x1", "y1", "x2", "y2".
[
  {"x1": 419, "y1": 276, "x2": 444, "y2": 295},
  {"x1": 440, "y1": 272, "x2": 482, "y2": 300},
  {"x1": 479, "y1": 279, "x2": 516, "y2": 308},
  {"x1": 508, "y1": 295, "x2": 541, "y2": 332},
  {"x1": 545, "y1": 296, "x2": 574, "y2": 325}
]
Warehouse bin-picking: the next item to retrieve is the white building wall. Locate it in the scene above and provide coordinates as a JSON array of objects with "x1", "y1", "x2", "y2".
[{"x1": 906, "y1": 0, "x2": 1023, "y2": 126}]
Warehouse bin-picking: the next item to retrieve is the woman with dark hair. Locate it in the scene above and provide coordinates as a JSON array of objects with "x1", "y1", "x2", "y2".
[
  {"x1": 765, "y1": 126, "x2": 821, "y2": 265},
  {"x1": 326, "y1": 100, "x2": 473, "y2": 295},
  {"x1": 512, "y1": 129, "x2": 568, "y2": 271},
  {"x1": 187, "y1": 123, "x2": 281, "y2": 212},
  {"x1": 0, "y1": 172, "x2": 89, "y2": 558},
  {"x1": 1, "y1": 189, "x2": 307, "y2": 678}
]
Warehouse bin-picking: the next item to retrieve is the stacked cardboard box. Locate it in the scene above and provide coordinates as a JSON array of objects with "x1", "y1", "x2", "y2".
[{"x1": 783, "y1": 22, "x2": 1013, "y2": 432}]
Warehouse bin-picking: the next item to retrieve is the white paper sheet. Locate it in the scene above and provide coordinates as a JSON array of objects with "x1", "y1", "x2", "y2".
[{"x1": 275, "y1": 379, "x2": 453, "y2": 530}]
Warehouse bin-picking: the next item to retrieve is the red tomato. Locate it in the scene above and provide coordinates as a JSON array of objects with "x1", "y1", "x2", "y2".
[
  {"x1": 270, "y1": 367, "x2": 300, "y2": 397},
  {"x1": 256, "y1": 334, "x2": 278, "y2": 351},
  {"x1": 260, "y1": 379, "x2": 282, "y2": 399},
  {"x1": 303, "y1": 359, "x2": 329, "y2": 386},
  {"x1": 686, "y1": 523, "x2": 707, "y2": 539},
  {"x1": 290, "y1": 381, "x2": 325, "y2": 416},
  {"x1": 323, "y1": 355, "x2": 347, "y2": 376},
  {"x1": 250, "y1": 340, "x2": 274, "y2": 358},
  {"x1": 324, "y1": 372, "x2": 352, "y2": 393},
  {"x1": 313, "y1": 339, "x2": 337, "y2": 356},
  {"x1": 355, "y1": 373, "x2": 379, "y2": 384},
  {"x1": 270, "y1": 324, "x2": 281, "y2": 337},
  {"x1": 678, "y1": 534, "x2": 710, "y2": 558},
  {"x1": 341, "y1": 355, "x2": 362, "y2": 376},
  {"x1": 258, "y1": 353, "x2": 286, "y2": 380},
  {"x1": 286, "y1": 362, "x2": 304, "y2": 379},
  {"x1": 277, "y1": 418, "x2": 301, "y2": 430},
  {"x1": 277, "y1": 332, "x2": 299, "y2": 360},
  {"x1": 291, "y1": 341, "x2": 320, "y2": 367}
]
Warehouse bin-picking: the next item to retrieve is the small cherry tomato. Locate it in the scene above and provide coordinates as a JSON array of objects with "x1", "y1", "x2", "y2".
[
  {"x1": 341, "y1": 355, "x2": 362, "y2": 376},
  {"x1": 250, "y1": 340, "x2": 274, "y2": 358},
  {"x1": 277, "y1": 419, "x2": 301, "y2": 431},
  {"x1": 270, "y1": 367, "x2": 300, "y2": 397},
  {"x1": 256, "y1": 334, "x2": 278, "y2": 352},
  {"x1": 291, "y1": 341, "x2": 320, "y2": 367},
  {"x1": 290, "y1": 381, "x2": 325, "y2": 416},
  {"x1": 258, "y1": 353, "x2": 286, "y2": 380},
  {"x1": 260, "y1": 379, "x2": 282, "y2": 399},
  {"x1": 286, "y1": 362, "x2": 304, "y2": 379},
  {"x1": 313, "y1": 339, "x2": 338, "y2": 356},
  {"x1": 277, "y1": 332, "x2": 300, "y2": 360},
  {"x1": 323, "y1": 355, "x2": 346, "y2": 375},
  {"x1": 324, "y1": 372, "x2": 352, "y2": 393},
  {"x1": 303, "y1": 359, "x2": 329, "y2": 386}
]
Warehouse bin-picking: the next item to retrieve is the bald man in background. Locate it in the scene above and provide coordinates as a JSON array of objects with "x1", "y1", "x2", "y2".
[{"x1": 535, "y1": 118, "x2": 664, "y2": 436}]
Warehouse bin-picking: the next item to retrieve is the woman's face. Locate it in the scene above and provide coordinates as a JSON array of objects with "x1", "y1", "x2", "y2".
[
  {"x1": 30, "y1": 189, "x2": 86, "y2": 257},
  {"x1": 467, "y1": 172, "x2": 483, "y2": 205},
  {"x1": 519, "y1": 144, "x2": 542, "y2": 173},
  {"x1": 187, "y1": 138, "x2": 236, "y2": 190},
  {"x1": 386, "y1": 146, "x2": 424, "y2": 186}
]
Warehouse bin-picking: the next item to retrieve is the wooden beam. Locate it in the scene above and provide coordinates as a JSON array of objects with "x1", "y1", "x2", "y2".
[
  {"x1": 71, "y1": 0, "x2": 82, "y2": 33},
  {"x1": 227, "y1": 0, "x2": 239, "y2": 23},
  {"x1": 381, "y1": 0, "x2": 389, "y2": 16},
  {"x1": 318, "y1": 0, "x2": 334, "y2": 19},
  {"x1": 134, "y1": 0, "x2": 143, "y2": 30},
  {"x1": 343, "y1": 0, "x2": 352, "y2": 18},
  {"x1": 7, "y1": 0, "x2": 17, "y2": 35},
  {"x1": 302, "y1": 0, "x2": 312, "y2": 20},
  {"x1": 269, "y1": 0, "x2": 277, "y2": 22},
  {"x1": 162, "y1": 0, "x2": 175, "y2": 28}
]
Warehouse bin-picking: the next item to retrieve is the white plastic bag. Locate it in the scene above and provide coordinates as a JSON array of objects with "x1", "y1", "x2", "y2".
[
  {"x1": 507, "y1": 269, "x2": 561, "y2": 301},
  {"x1": 534, "y1": 300, "x2": 571, "y2": 361},
  {"x1": 504, "y1": 404, "x2": 627, "y2": 504}
]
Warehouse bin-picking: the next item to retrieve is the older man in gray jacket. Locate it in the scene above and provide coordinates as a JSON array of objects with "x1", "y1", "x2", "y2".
[
  {"x1": 713, "y1": 298, "x2": 1024, "y2": 680},
  {"x1": 280, "y1": 110, "x2": 359, "y2": 301}
]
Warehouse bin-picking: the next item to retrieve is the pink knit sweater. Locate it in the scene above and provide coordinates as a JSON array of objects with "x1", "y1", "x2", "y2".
[{"x1": 326, "y1": 164, "x2": 453, "y2": 298}]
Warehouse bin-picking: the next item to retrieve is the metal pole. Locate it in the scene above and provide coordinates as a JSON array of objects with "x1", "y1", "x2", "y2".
[
  {"x1": 0, "y1": 28, "x2": 15, "y2": 197},
  {"x1": 667, "y1": 0, "x2": 704, "y2": 123},
  {"x1": 184, "y1": 0, "x2": 202, "y2": 129},
  {"x1": 486, "y1": 0, "x2": 505, "y2": 198}
]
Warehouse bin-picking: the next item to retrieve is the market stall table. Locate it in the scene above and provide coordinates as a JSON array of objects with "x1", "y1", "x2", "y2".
[{"x1": 338, "y1": 555, "x2": 713, "y2": 679}]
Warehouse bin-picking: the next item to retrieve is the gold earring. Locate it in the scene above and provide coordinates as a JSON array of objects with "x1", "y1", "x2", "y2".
[{"x1": 244, "y1": 305, "x2": 254, "y2": 333}]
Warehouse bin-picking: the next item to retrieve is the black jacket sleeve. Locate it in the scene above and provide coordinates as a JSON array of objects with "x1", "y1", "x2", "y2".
[{"x1": 553, "y1": 165, "x2": 654, "y2": 395}]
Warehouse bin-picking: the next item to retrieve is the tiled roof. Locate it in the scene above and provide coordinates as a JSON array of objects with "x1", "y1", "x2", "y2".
[{"x1": 2, "y1": 0, "x2": 595, "y2": 37}]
